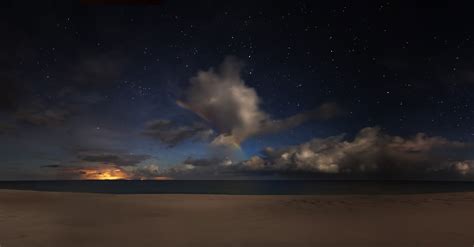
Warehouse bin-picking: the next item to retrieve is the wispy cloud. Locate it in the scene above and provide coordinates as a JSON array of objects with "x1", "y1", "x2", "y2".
[{"x1": 142, "y1": 119, "x2": 214, "y2": 147}]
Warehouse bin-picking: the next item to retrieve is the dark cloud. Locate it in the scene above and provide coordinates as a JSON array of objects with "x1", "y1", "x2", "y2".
[
  {"x1": 13, "y1": 87, "x2": 101, "y2": 127},
  {"x1": 258, "y1": 102, "x2": 343, "y2": 135},
  {"x1": 15, "y1": 105, "x2": 71, "y2": 126},
  {"x1": 143, "y1": 119, "x2": 214, "y2": 147},
  {"x1": 0, "y1": 123, "x2": 16, "y2": 135},
  {"x1": 0, "y1": 80, "x2": 20, "y2": 112},
  {"x1": 0, "y1": 40, "x2": 31, "y2": 113},
  {"x1": 79, "y1": 0, "x2": 163, "y2": 4},
  {"x1": 40, "y1": 164, "x2": 62, "y2": 168},
  {"x1": 178, "y1": 56, "x2": 342, "y2": 148},
  {"x1": 77, "y1": 152, "x2": 151, "y2": 167},
  {"x1": 455, "y1": 69, "x2": 474, "y2": 85},
  {"x1": 70, "y1": 53, "x2": 127, "y2": 88},
  {"x1": 42, "y1": 149, "x2": 154, "y2": 179},
  {"x1": 0, "y1": 53, "x2": 123, "y2": 129},
  {"x1": 54, "y1": 163, "x2": 168, "y2": 180},
  {"x1": 183, "y1": 157, "x2": 233, "y2": 167}
]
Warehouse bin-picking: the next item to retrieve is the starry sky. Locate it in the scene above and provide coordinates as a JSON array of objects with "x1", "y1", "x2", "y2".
[{"x1": 1, "y1": 1, "x2": 474, "y2": 180}]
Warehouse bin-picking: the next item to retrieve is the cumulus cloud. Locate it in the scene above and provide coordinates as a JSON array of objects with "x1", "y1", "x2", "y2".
[
  {"x1": 143, "y1": 119, "x2": 214, "y2": 147},
  {"x1": 243, "y1": 156, "x2": 265, "y2": 170},
  {"x1": 451, "y1": 160, "x2": 474, "y2": 175},
  {"x1": 241, "y1": 127, "x2": 471, "y2": 178},
  {"x1": 177, "y1": 56, "x2": 342, "y2": 148},
  {"x1": 157, "y1": 127, "x2": 473, "y2": 180},
  {"x1": 122, "y1": 163, "x2": 167, "y2": 179}
]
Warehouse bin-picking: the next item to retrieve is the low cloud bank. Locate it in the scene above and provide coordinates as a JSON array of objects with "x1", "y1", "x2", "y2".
[
  {"x1": 166, "y1": 127, "x2": 474, "y2": 180},
  {"x1": 44, "y1": 127, "x2": 473, "y2": 180}
]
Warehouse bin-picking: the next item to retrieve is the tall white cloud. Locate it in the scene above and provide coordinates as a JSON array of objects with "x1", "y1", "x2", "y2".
[{"x1": 178, "y1": 56, "x2": 341, "y2": 148}]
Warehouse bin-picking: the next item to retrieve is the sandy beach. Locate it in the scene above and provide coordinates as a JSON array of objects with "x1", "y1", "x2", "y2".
[{"x1": 1, "y1": 190, "x2": 474, "y2": 247}]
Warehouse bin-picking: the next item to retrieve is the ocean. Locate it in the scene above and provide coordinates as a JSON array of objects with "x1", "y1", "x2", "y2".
[{"x1": 1, "y1": 180, "x2": 474, "y2": 195}]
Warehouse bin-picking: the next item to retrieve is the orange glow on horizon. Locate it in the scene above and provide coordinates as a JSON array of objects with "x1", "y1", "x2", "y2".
[
  {"x1": 77, "y1": 165, "x2": 173, "y2": 180},
  {"x1": 79, "y1": 167, "x2": 130, "y2": 180}
]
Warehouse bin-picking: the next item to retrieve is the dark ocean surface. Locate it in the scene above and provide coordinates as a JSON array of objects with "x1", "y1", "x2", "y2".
[{"x1": 1, "y1": 180, "x2": 474, "y2": 195}]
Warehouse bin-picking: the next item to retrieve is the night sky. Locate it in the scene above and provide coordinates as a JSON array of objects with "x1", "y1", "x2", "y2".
[{"x1": 1, "y1": 1, "x2": 473, "y2": 180}]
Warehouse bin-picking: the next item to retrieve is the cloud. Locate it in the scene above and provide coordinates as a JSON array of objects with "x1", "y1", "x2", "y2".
[
  {"x1": 387, "y1": 133, "x2": 465, "y2": 152},
  {"x1": 456, "y1": 69, "x2": 474, "y2": 85},
  {"x1": 257, "y1": 102, "x2": 342, "y2": 135},
  {"x1": 177, "y1": 56, "x2": 342, "y2": 148},
  {"x1": 40, "y1": 164, "x2": 62, "y2": 168},
  {"x1": 54, "y1": 149, "x2": 165, "y2": 179},
  {"x1": 71, "y1": 53, "x2": 127, "y2": 87},
  {"x1": 77, "y1": 151, "x2": 151, "y2": 167},
  {"x1": 157, "y1": 127, "x2": 473, "y2": 180},
  {"x1": 0, "y1": 122, "x2": 16, "y2": 134},
  {"x1": 52, "y1": 162, "x2": 170, "y2": 180},
  {"x1": 451, "y1": 160, "x2": 474, "y2": 175},
  {"x1": 50, "y1": 127, "x2": 472, "y2": 180},
  {"x1": 0, "y1": 80, "x2": 20, "y2": 112},
  {"x1": 15, "y1": 105, "x2": 71, "y2": 126},
  {"x1": 242, "y1": 156, "x2": 265, "y2": 170},
  {"x1": 183, "y1": 157, "x2": 233, "y2": 167},
  {"x1": 126, "y1": 156, "x2": 236, "y2": 179},
  {"x1": 65, "y1": 164, "x2": 132, "y2": 180},
  {"x1": 142, "y1": 119, "x2": 214, "y2": 147},
  {"x1": 13, "y1": 84, "x2": 106, "y2": 127},
  {"x1": 0, "y1": 53, "x2": 123, "y2": 128},
  {"x1": 241, "y1": 127, "x2": 471, "y2": 178}
]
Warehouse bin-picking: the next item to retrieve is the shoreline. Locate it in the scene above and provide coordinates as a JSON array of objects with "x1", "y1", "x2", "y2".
[{"x1": 2, "y1": 180, "x2": 474, "y2": 195}]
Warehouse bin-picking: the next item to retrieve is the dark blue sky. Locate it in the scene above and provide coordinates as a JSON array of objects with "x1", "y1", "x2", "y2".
[{"x1": 1, "y1": 1, "x2": 473, "y2": 180}]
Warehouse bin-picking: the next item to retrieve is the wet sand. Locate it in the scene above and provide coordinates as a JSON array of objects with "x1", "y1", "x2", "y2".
[{"x1": 1, "y1": 190, "x2": 474, "y2": 247}]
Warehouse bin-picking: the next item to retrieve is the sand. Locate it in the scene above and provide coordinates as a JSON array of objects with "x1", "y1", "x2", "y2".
[{"x1": 1, "y1": 190, "x2": 474, "y2": 247}]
